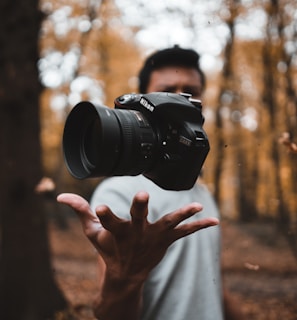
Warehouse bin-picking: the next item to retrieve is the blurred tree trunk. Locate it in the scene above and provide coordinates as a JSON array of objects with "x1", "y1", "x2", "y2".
[
  {"x1": 262, "y1": 0, "x2": 297, "y2": 256},
  {"x1": 213, "y1": 1, "x2": 238, "y2": 207},
  {"x1": 282, "y1": 51, "x2": 297, "y2": 253},
  {"x1": 278, "y1": 1, "x2": 297, "y2": 256},
  {"x1": 0, "y1": 1, "x2": 66, "y2": 319},
  {"x1": 237, "y1": 129, "x2": 259, "y2": 221}
]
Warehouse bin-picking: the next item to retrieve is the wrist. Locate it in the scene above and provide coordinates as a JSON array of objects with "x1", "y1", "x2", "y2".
[
  {"x1": 103, "y1": 270, "x2": 145, "y2": 295},
  {"x1": 94, "y1": 274, "x2": 144, "y2": 320}
]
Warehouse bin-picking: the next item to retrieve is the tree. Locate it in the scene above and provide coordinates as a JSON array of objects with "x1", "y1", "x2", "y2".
[
  {"x1": 260, "y1": 0, "x2": 297, "y2": 254},
  {"x1": 0, "y1": 1, "x2": 66, "y2": 319},
  {"x1": 212, "y1": 0, "x2": 239, "y2": 210}
]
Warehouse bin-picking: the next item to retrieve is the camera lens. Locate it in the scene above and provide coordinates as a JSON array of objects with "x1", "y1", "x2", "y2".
[
  {"x1": 80, "y1": 117, "x2": 100, "y2": 170},
  {"x1": 63, "y1": 101, "x2": 157, "y2": 179}
]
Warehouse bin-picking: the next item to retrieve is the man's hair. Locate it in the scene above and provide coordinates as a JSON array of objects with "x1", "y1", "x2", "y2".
[{"x1": 138, "y1": 45, "x2": 205, "y2": 93}]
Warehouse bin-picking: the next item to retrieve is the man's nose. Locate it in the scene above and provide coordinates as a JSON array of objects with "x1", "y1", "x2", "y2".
[{"x1": 175, "y1": 87, "x2": 183, "y2": 94}]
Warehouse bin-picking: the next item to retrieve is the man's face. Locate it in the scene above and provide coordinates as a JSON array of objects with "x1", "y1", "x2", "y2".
[{"x1": 146, "y1": 66, "x2": 203, "y2": 99}]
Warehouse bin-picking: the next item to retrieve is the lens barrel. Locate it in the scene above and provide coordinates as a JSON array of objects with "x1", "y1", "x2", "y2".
[{"x1": 62, "y1": 101, "x2": 157, "y2": 179}]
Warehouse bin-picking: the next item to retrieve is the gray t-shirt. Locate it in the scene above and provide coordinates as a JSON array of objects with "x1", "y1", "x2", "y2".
[{"x1": 90, "y1": 175, "x2": 223, "y2": 320}]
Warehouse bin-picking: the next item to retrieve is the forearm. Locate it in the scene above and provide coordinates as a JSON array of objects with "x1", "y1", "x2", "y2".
[{"x1": 93, "y1": 274, "x2": 144, "y2": 320}]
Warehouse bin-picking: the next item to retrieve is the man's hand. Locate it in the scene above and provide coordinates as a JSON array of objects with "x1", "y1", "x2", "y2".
[
  {"x1": 57, "y1": 191, "x2": 218, "y2": 281},
  {"x1": 57, "y1": 191, "x2": 219, "y2": 319}
]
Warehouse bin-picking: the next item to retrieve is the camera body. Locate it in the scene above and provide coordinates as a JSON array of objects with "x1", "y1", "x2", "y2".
[{"x1": 62, "y1": 92, "x2": 210, "y2": 190}]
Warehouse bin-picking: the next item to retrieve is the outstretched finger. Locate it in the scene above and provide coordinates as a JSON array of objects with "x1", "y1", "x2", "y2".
[
  {"x1": 172, "y1": 217, "x2": 219, "y2": 241},
  {"x1": 95, "y1": 205, "x2": 127, "y2": 235},
  {"x1": 130, "y1": 191, "x2": 149, "y2": 228},
  {"x1": 57, "y1": 193, "x2": 102, "y2": 238},
  {"x1": 159, "y1": 202, "x2": 204, "y2": 230}
]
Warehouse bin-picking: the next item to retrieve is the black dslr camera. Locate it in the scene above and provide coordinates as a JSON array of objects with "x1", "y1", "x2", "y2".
[{"x1": 62, "y1": 92, "x2": 209, "y2": 190}]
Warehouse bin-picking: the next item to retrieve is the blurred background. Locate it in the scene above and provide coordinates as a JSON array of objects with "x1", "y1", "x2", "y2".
[{"x1": 0, "y1": 0, "x2": 297, "y2": 319}]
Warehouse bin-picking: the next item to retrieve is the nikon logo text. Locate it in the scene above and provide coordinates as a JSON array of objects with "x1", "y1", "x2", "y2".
[{"x1": 140, "y1": 98, "x2": 154, "y2": 112}]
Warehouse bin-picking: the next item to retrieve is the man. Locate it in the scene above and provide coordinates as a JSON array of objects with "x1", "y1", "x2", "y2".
[{"x1": 58, "y1": 46, "x2": 224, "y2": 319}]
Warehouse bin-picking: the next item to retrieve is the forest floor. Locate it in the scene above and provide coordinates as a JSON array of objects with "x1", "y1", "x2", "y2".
[{"x1": 49, "y1": 217, "x2": 297, "y2": 320}]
